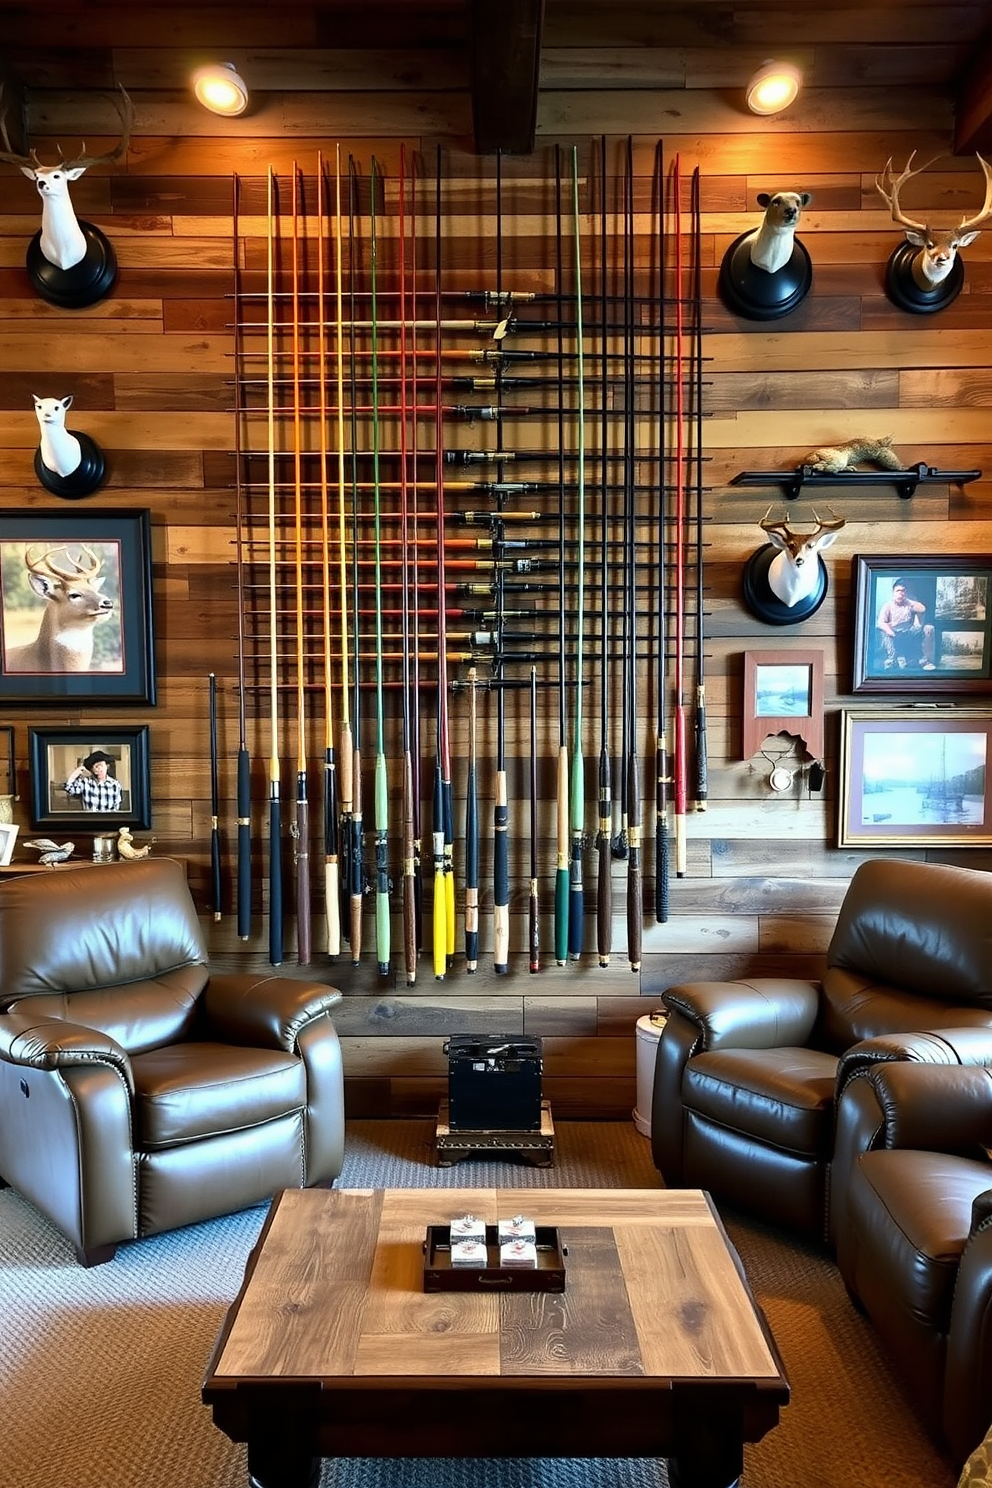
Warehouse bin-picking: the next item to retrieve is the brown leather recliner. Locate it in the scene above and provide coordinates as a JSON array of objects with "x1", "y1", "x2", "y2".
[
  {"x1": 0, "y1": 858, "x2": 345, "y2": 1265},
  {"x1": 837, "y1": 1062, "x2": 992, "y2": 1468},
  {"x1": 651, "y1": 858, "x2": 992, "y2": 1243}
]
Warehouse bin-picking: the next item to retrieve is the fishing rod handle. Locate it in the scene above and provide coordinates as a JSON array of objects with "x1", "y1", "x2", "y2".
[
  {"x1": 529, "y1": 882, "x2": 540, "y2": 973},
  {"x1": 294, "y1": 796, "x2": 312, "y2": 967},
  {"x1": 402, "y1": 754, "x2": 417, "y2": 984},
  {"x1": 627, "y1": 754, "x2": 642, "y2": 973},
  {"x1": 464, "y1": 767, "x2": 479, "y2": 972},
  {"x1": 211, "y1": 823, "x2": 222, "y2": 923},
  {"x1": 493, "y1": 769, "x2": 510, "y2": 974},
  {"x1": 597, "y1": 836, "x2": 613, "y2": 968},
  {"x1": 236, "y1": 747, "x2": 252, "y2": 940},
  {"x1": 694, "y1": 687, "x2": 709, "y2": 810},
  {"x1": 554, "y1": 745, "x2": 570, "y2": 965},
  {"x1": 324, "y1": 756, "x2": 341, "y2": 958},
  {"x1": 268, "y1": 795, "x2": 283, "y2": 967}
]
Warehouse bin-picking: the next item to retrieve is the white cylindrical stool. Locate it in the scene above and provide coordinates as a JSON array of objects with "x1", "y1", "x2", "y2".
[{"x1": 633, "y1": 1011, "x2": 667, "y2": 1137}]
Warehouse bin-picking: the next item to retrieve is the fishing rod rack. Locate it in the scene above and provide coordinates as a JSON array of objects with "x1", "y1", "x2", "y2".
[{"x1": 230, "y1": 142, "x2": 709, "y2": 973}]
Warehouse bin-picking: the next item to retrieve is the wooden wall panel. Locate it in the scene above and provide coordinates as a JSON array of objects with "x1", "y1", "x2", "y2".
[{"x1": 2, "y1": 10, "x2": 991, "y2": 1121}]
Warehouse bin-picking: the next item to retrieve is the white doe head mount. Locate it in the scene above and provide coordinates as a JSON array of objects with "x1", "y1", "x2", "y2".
[
  {"x1": 719, "y1": 187, "x2": 814, "y2": 321},
  {"x1": 30, "y1": 391, "x2": 105, "y2": 499},
  {"x1": 0, "y1": 84, "x2": 133, "y2": 307},
  {"x1": 876, "y1": 151, "x2": 992, "y2": 313},
  {"x1": 742, "y1": 506, "x2": 846, "y2": 626}
]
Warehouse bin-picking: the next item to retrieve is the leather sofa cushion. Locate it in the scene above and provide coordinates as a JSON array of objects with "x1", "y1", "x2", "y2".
[
  {"x1": 681, "y1": 1046, "x2": 837, "y2": 1155},
  {"x1": 851, "y1": 1149, "x2": 992, "y2": 1336},
  {"x1": 131, "y1": 1042, "x2": 306, "y2": 1148},
  {"x1": 818, "y1": 968, "x2": 992, "y2": 1053}
]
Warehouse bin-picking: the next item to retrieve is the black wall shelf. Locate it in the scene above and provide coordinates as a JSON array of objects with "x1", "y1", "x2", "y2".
[{"x1": 730, "y1": 463, "x2": 981, "y2": 501}]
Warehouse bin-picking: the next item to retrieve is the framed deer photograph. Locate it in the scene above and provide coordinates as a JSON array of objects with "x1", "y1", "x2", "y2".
[
  {"x1": 27, "y1": 725, "x2": 151, "y2": 832},
  {"x1": 0, "y1": 509, "x2": 155, "y2": 704}
]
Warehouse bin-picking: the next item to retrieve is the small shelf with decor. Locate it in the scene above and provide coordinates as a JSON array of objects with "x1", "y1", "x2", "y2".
[{"x1": 730, "y1": 464, "x2": 982, "y2": 502}]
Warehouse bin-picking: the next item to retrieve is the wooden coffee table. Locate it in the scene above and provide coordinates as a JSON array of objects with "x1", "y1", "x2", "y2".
[{"x1": 202, "y1": 1187, "x2": 788, "y2": 1488}]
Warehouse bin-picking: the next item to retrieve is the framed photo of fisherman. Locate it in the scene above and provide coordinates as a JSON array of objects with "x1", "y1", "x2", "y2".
[
  {"x1": 851, "y1": 554, "x2": 992, "y2": 695},
  {"x1": 838, "y1": 709, "x2": 992, "y2": 848},
  {"x1": 28, "y1": 726, "x2": 151, "y2": 832},
  {"x1": 0, "y1": 509, "x2": 155, "y2": 705}
]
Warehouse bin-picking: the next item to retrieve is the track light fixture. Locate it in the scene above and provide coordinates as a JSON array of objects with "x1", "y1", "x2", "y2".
[
  {"x1": 192, "y1": 63, "x2": 249, "y2": 117},
  {"x1": 746, "y1": 61, "x2": 802, "y2": 117}
]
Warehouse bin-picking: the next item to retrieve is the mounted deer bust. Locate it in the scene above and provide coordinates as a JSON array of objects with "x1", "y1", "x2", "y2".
[
  {"x1": 743, "y1": 507, "x2": 846, "y2": 625},
  {"x1": 4, "y1": 543, "x2": 114, "y2": 674},
  {"x1": 32, "y1": 394, "x2": 106, "y2": 499},
  {"x1": 719, "y1": 189, "x2": 814, "y2": 321},
  {"x1": 876, "y1": 152, "x2": 992, "y2": 313},
  {"x1": 0, "y1": 85, "x2": 133, "y2": 308}
]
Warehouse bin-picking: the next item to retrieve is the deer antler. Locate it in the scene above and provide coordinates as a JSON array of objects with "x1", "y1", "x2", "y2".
[
  {"x1": 25, "y1": 543, "x2": 102, "y2": 581},
  {"x1": 758, "y1": 506, "x2": 795, "y2": 542},
  {"x1": 60, "y1": 85, "x2": 134, "y2": 171},
  {"x1": 808, "y1": 506, "x2": 847, "y2": 537},
  {"x1": 0, "y1": 83, "x2": 44, "y2": 169},
  {"x1": 956, "y1": 153, "x2": 992, "y2": 234},
  {"x1": 875, "y1": 152, "x2": 941, "y2": 234}
]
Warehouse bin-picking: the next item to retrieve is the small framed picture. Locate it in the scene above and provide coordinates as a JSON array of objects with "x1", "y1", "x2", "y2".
[
  {"x1": 0, "y1": 822, "x2": 18, "y2": 866},
  {"x1": 838, "y1": 709, "x2": 992, "y2": 847},
  {"x1": 27, "y1": 726, "x2": 151, "y2": 833},
  {"x1": 852, "y1": 555, "x2": 992, "y2": 694},
  {"x1": 742, "y1": 649, "x2": 824, "y2": 761}
]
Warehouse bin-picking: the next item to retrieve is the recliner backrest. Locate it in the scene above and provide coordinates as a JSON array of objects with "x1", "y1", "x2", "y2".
[{"x1": 0, "y1": 858, "x2": 208, "y2": 1053}]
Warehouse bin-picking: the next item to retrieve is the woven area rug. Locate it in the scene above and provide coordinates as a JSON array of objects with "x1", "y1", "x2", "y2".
[{"x1": 0, "y1": 1119, "x2": 958, "y2": 1488}]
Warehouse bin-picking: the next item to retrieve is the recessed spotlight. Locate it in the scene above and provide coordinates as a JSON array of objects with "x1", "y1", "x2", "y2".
[
  {"x1": 746, "y1": 61, "x2": 802, "y2": 117},
  {"x1": 192, "y1": 63, "x2": 249, "y2": 118}
]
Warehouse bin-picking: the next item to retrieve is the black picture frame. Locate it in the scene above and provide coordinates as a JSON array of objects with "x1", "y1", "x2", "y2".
[
  {"x1": 0, "y1": 509, "x2": 155, "y2": 705},
  {"x1": 852, "y1": 554, "x2": 992, "y2": 695},
  {"x1": 28, "y1": 726, "x2": 151, "y2": 832},
  {"x1": 838, "y1": 708, "x2": 992, "y2": 848}
]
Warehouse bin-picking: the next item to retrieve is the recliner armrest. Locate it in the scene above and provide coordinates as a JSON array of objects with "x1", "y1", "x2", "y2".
[
  {"x1": 971, "y1": 1187, "x2": 992, "y2": 1239},
  {"x1": 0, "y1": 1010, "x2": 133, "y2": 1091},
  {"x1": 857, "y1": 1061, "x2": 992, "y2": 1153},
  {"x1": 203, "y1": 974, "x2": 342, "y2": 1053},
  {"x1": 837, "y1": 1027, "x2": 992, "y2": 1098},
  {"x1": 661, "y1": 978, "x2": 820, "y2": 1049}
]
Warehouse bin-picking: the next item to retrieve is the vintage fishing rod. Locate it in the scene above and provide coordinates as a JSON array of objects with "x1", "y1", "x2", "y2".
[
  {"x1": 409, "y1": 164, "x2": 425, "y2": 957},
  {"x1": 369, "y1": 157, "x2": 391, "y2": 979},
  {"x1": 433, "y1": 148, "x2": 454, "y2": 980},
  {"x1": 209, "y1": 672, "x2": 222, "y2": 923},
  {"x1": 464, "y1": 667, "x2": 479, "y2": 972},
  {"x1": 316, "y1": 151, "x2": 340, "y2": 958},
  {"x1": 672, "y1": 153, "x2": 689, "y2": 879},
  {"x1": 348, "y1": 156, "x2": 366, "y2": 963},
  {"x1": 624, "y1": 137, "x2": 643, "y2": 975},
  {"x1": 265, "y1": 166, "x2": 283, "y2": 967},
  {"x1": 491, "y1": 150, "x2": 511, "y2": 977},
  {"x1": 333, "y1": 144, "x2": 352, "y2": 954},
  {"x1": 690, "y1": 163, "x2": 708, "y2": 818},
  {"x1": 398, "y1": 144, "x2": 418, "y2": 985},
  {"x1": 232, "y1": 173, "x2": 252, "y2": 942},
  {"x1": 290, "y1": 164, "x2": 312, "y2": 967},
  {"x1": 596, "y1": 135, "x2": 613, "y2": 970},
  {"x1": 529, "y1": 665, "x2": 541, "y2": 974},
  {"x1": 568, "y1": 143, "x2": 587, "y2": 964},
  {"x1": 654, "y1": 140, "x2": 671, "y2": 925},
  {"x1": 553, "y1": 144, "x2": 570, "y2": 967}
]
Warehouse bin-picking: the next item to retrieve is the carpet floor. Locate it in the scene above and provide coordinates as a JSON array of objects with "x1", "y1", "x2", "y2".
[{"x1": 0, "y1": 1119, "x2": 959, "y2": 1488}]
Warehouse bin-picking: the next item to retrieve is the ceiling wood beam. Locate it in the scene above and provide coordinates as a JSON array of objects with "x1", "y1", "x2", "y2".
[
  {"x1": 954, "y1": 26, "x2": 992, "y2": 153},
  {"x1": 469, "y1": 0, "x2": 545, "y2": 155}
]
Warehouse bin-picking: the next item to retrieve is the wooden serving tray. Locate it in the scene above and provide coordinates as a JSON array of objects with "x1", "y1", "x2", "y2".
[{"x1": 423, "y1": 1224, "x2": 566, "y2": 1292}]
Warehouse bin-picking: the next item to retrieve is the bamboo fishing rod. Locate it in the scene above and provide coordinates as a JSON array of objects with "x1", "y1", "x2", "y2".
[
  {"x1": 334, "y1": 144, "x2": 353, "y2": 951},
  {"x1": 290, "y1": 163, "x2": 312, "y2": 967},
  {"x1": 491, "y1": 149, "x2": 510, "y2": 977},
  {"x1": 654, "y1": 139, "x2": 671, "y2": 925},
  {"x1": 317, "y1": 150, "x2": 341, "y2": 958},
  {"x1": 348, "y1": 155, "x2": 366, "y2": 964},
  {"x1": 673, "y1": 153, "x2": 689, "y2": 880},
  {"x1": 369, "y1": 156, "x2": 391, "y2": 979},
  {"x1": 553, "y1": 143, "x2": 569, "y2": 968},
  {"x1": 265, "y1": 166, "x2": 284, "y2": 967},
  {"x1": 624, "y1": 136, "x2": 643, "y2": 975},
  {"x1": 398, "y1": 144, "x2": 418, "y2": 985},
  {"x1": 209, "y1": 672, "x2": 222, "y2": 923},
  {"x1": 529, "y1": 665, "x2": 541, "y2": 974},
  {"x1": 232, "y1": 173, "x2": 252, "y2": 942},
  {"x1": 691, "y1": 163, "x2": 708, "y2": 817},
  {"x1": 464, "y1": 667, "x2": 479, "y2": 972},
  {"x1": 596, "y1": 135, "x2": 613, "y2": 970},
  {"x1": 408, "y1": 150, "x2": 424, "y2": 958},
  {"x1": 568, "y1": 142, "x2": 587, "y2": 964},
  {"x1": 432, "y1": 147, "x2": 453, "y2": 980}
]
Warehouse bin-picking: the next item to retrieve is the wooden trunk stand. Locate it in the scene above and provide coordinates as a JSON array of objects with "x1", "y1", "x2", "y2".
[{"x1": 435, "y1": 1097, "x2": 555, "y2": 1166}]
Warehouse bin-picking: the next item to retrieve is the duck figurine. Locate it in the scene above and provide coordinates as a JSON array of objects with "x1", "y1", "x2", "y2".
[
  {"x1": 24, "y1": 838, "x2": 75, "y2": 866},
  {"x1": 116, "y1": 826, "x2": 154, "y2": 860}
]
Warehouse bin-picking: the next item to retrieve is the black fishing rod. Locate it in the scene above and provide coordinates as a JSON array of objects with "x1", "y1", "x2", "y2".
[
  {"x1": 209, "y1": 672, "x2": 222, "y2": 923},
  {"x1": 529, "y1": 665, "x2": 540, "y2": 974},
  {"x1": 654, "y1": 140, "x2": 671, "y2": 925},
  {"x1": 348, "y1": 155, "x2": 366, "y2": 963},
  {"x1": 433, "y1": 147, "x2": 454, "y2": 980},
  {"x1": 568, "y1": 143, "x2": 587, "y2": 965},
  {"x1": 492, "y1": 149, "x2": 510, "y2": 977},
  {"x1": 232, "y1": 173, "x2": 252, "y2": 943},
  {"x1": 398, "y1": 144, "x2": 418, "y2": 985},
  {"x1": 264, "y1": 166, "x2": 283, "y2": 968},
  {"x1": 289, "y1": 162, "x2": 312, "y2": 966},
  {"x1": 690, "y1": 163, "x2": 708, "y2": 818},
  {"x1": 624, "y1": 136, "x2": 643, "y2": 976},
  {"x1": 317, "y1": 151, "x2": 341, "y2": 959},
  {"x1": 553, "y1": 143, "x2": 569, "y2": 968},
  {"x1": 596, "y1": 134, "x2": 613, "y2": 970},
  {"x1": 369, "y1": 156, "x2": 391, "y2": 979}
]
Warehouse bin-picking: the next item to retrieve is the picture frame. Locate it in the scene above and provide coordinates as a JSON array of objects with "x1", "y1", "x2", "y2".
[
  {"x1": 0, "y1": 509, "x2": 156, "y2": 705},
  {"x1": 0, "y1": 822, "x2": 18, "y2": 867},
  {"x1": 742, "y1": 649, "x2": 824, "y2": 761},
  {"x1": 27, "y1": 726, "x2": 151, "y2": 833},
  {"x1": 838, "y1": 709, "x2": 992, "y2": 847},
  {"x1": 852, "y1": 554, "x2": 992, "y2": 695}
]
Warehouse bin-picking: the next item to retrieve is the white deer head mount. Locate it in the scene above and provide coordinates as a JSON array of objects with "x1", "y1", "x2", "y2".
[
  {"x1": 30, "y1": 392, "x2": 106, "y2": 498},
  {"x1": 743, "y1": 507, "x2": 846, "y2": 625},
  {"x1": 0, "y1": 85, "x2": 133, "y2": 306},
  {"x1": 876, "y1": 152, "x2": 992, "y2": 313}
]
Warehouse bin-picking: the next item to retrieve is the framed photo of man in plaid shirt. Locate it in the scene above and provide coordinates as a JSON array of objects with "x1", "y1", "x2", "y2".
[{"x1": 28, "y1": 725, "x2": 150, "y2": 833}]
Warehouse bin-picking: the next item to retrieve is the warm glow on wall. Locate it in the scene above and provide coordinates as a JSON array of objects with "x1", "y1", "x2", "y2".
[
  {"x1": 746, "y1": 61, "x2": 802, "y2": 116},
  {"x1": 192, "y1": 63, "x2": 250, "y2": 117}
]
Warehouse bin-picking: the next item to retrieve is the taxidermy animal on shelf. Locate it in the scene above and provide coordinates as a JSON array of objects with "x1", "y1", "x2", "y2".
[
  {"x1": 748, "y1": 190, "x2": 813, "y2": 273},
  {"x1": 802, "y1": 437, "x2": 905, "y2": 474},
  {"x1": 24, "y1": 839, "x2": 75, "y2": 866},
  {"x1": 4, "y1": 543, "x2": 114, "y2": 674},
  {"x1": 876, "y1": 152, "x2": 992, "y2": 312},
  {"x1": 116, "y1": 827, "x2": 154, "y2": 860},
  {"x1": 743, "y1": 507, "x2": 846, "y2": 625}
]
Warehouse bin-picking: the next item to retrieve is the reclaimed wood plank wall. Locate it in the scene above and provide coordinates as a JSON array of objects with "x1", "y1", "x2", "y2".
[{"x1": 2, "y1": 6, "x2": 991, "y2": 1118}]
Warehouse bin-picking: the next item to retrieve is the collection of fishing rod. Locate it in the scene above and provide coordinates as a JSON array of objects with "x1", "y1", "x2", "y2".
[{"x1": 223, "y1": 139, "x2": 707, "y2": 977}]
